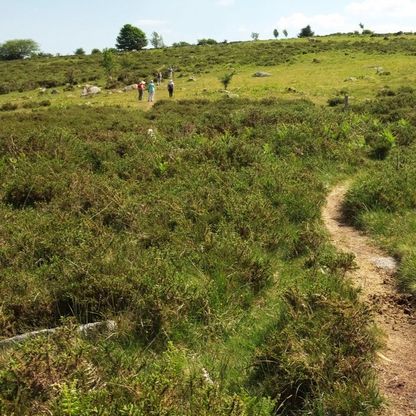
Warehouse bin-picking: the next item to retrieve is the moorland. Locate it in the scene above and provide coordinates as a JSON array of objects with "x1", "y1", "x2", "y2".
[{"x1": 0, "y1": 33, "x2": 415, "y2": 415}]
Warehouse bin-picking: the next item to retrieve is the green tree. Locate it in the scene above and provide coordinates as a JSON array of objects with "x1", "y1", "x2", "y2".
[
  {"x1": 219, "y1": 71, "x2": 235, "y2": 89},
  {"x1": 273, "y1": 28, "x2": 279, "y2": 39},
  {"x1": 116, "y1": 24, "x2": 147, "y2": 51},
  {"x1": 197, "y1": 38, "x2": 218, "y2": 45},
  {"x1": 91, "y1": 48, "x2": 101, "y2": 55},
  {"x1": 298, "y1": 25, "x2": 314, "y2": 38},
  {"x1": 0, "y1": 39, "x2": 39, "y2": 60},
  {"x1": 74, "y1": 48, "x2": 85, "y2": 56},
  {"x1": 150, "y1": 32, "x2": 165, "y2": 48},
  {"x1": 172, "y1": 41, "x2": 191, "y2": 47},
  {"x1": 283, "y1": 29, "x2": 288, "y2": 38},
  {"x1": 251, "y1": 32, "x2": 259, "y2": 41},
  {"x1": 101, "y1": 48, "x2": 116, "y2": 77}
]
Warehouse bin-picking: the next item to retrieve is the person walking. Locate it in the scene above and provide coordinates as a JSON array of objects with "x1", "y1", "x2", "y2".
[
  {"x1": 157, "y1": 71, "x2": 163, "y2": 85},
  {"x1": 167, "y1": 79, "x2": 174, "y2": 98},
  {"x1": 138, "y1": 81, "x2": 145, "y2": 101},
  {"x1": 147, "y1": 80, "x2": 156, "y2": 102}
]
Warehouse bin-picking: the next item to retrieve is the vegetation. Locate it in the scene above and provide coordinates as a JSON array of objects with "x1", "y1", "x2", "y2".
[
  {"x1": 0, "y1": 39, "x2": 39, "y2": 60},
  {"x1": 74, "y1": 48, "x2": 86, "y2": 56},
  {"x1": 219, "y1": 71, "x2": 235, "y2": 89},
  {"x1": 344, "y1": 87, "x2": 416, "y2": 295},
  {"x1": 150, "y1": 32, "x2": 165, "y2": 49},
  {"x1": 0, "y1": 33, "x2": 415, "y2": 415},
  {"x1": 2, "y1": 34, "x2": 416, "y2": 96},
  {"x1": 116, "y1": 24, "x2": 148, "y2": 51},
  {"x1": 197, "y1": 38, "x2": 218, "y2": 45},
  {"x1": 299, "y1": 25, "x2": 315, "y2": 38}
]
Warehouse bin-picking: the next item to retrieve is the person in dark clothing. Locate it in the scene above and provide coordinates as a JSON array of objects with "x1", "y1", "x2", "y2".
[{"x1": 167, "y1": 79, "x2": 174, "y2": 98}]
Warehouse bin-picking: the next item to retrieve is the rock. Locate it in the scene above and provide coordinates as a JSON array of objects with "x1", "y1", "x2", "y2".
[
  {"x1": 344, "y1": 77, "x2": 357, "y2": 82},
  {"x1": 371, "y1": 256, "x2": 397, "y2": 272},
  {"x1": 123, "y1": 84, "x2": 138, "y2": 92},
  {"x1": 0, "y1": 320, "x2": 117, "y2": 348},
  {"x1": 253, "y1": 71, "x2": 272, "y2": 77},
  {"x1": 188, "y1": 77, "x2": 196, "y2": 82},
  {"x1": 51, "y1": 89, "x2": 59, "y2": 94}
]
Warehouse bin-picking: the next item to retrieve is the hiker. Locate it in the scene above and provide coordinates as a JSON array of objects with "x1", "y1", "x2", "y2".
[
  {"x1": 138, "y1": 81, "x2": 145, "y2": 101},
  {"x1": 167, "y1": 79, "x2": 174, "y2": 98},
  {"x1": 157, "y1": 71, "x2": 163, "y2": 85},
  {"x1": 168, "y1": 66, "x2": 174, "y2": 79},
  {"x1": 147, "y1": 80, "x2": 156, "y2": 102}
]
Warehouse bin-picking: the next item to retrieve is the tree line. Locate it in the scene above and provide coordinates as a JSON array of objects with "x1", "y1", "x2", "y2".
[{"x1": 1, "y1": 22, "x2": 373, "y2": 60}]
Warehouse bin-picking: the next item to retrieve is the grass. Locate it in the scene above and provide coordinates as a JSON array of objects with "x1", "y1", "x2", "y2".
[
  {"x1": 343, "y1": 87, "x2": 416, "y2": 295},
  {"x1": 0, "y1": 34, "x2": 415, "y2": 415},
  {"x1": 1, "y1": 50, "x2": 416, "y2": 108},
  {"x1": 1, "y1": 35, "x2": 416, "y2": 110}
]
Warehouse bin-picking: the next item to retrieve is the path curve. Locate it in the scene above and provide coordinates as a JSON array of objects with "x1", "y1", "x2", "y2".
[{"x1": 322, "y1": 183, "x2": 416, "y2": 416}]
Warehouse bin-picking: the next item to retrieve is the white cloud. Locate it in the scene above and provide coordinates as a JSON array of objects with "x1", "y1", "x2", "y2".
[
  {"x1": 277, "y1": 13, "x2": 350, "y2": 35},
  {"x1": 346, "y1": 0, "x2": 416, "y2": 18},
  {"x1": 216, "y1": 0, "x2": 235, "y2": 6},
  {"x1": 276, "y1": 0, "x2": 416, "y2": 36}
]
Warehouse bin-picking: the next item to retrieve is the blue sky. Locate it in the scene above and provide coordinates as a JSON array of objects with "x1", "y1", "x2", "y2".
[{"x1": 1, "y1": 0, "x2": 416, "y2": 54}]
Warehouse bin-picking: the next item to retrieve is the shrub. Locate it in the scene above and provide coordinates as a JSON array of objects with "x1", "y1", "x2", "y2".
[
  {"x1": 0, "y1": 102, "x2": 18, "y2": 111},
  {"x1": 327, "y1": 96, "x2": 344, "y2": 107}
]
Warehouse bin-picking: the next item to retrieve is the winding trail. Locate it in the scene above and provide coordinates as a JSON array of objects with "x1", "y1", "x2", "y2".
[{"x1": 322, "y1": 183, "x2": 416, "y2": 416}]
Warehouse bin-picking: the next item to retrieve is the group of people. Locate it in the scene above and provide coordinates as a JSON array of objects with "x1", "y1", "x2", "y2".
[{"x1": 137, "y1": 76, "x2": 175, "y2": 102}]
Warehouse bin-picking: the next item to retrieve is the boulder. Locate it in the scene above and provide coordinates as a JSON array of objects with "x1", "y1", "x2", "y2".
[{"x1": 253, "y1": 71, "x2": 272, "y2": 77}]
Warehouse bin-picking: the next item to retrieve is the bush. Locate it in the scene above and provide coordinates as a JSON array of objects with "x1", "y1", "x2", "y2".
[
  {"x1": 251, "y1": 289, "x2": 380, "y2": 415},
  {"x1": 0, "y1": 102, "x2": 18, "y2": 111},
  {"x1": 327, "y1": 96, "x2": 344, "y2": 107}
]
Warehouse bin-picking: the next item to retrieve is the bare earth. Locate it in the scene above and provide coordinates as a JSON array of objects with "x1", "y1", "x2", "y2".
[{"x1": 322, "y1": 183, "x2": 416, "y2": 416}]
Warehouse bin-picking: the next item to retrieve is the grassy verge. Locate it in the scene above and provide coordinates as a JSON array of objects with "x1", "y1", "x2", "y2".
[
  {"x1": 0, "y1": 95, "x2": 389, "y2": 414},
  {"x1": 344, "y1": 87, "x2": 416, "y2": 295}
]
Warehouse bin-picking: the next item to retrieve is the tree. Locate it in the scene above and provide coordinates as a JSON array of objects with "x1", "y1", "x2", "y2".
[
  {"x1": 91, "y1": 48, "x2": 101, "y2": 55},
  {"x1": 273, "y1": 29, "x2": 279, "y2": 39},
  {"x1": 251, "y1": 32, "x2": 259, "y2": 41},
  {"x1": 219, "y1": 71, "x2": 235, "y2": 89},
  {"x1": 283, "y1": 29, "x2": 288, "y2": 38},
  {"x1": 150, "y1": 32, "x2": 164, "y2": 48},
  {"x1": 298, "y1": 25, "x2": 314, "y2": 38},
  {"x1": 116, "y1": 24, "x2": 147, "y2": 51},
  {"x1": 0, "y1": 39, "x2": 39, "y2": 60},
  {"x1": 74, "y1": 48, "x2": 85, "y2": 56},
  {"x1": 101, "y1": 48, "x2": 116, "y2": 77},
  {"x1": 197, "y1": 38, "x2": 218, "y2": 45},
  {"x1": 172, "y1": 41, "x2": 191, "y2": 47}
]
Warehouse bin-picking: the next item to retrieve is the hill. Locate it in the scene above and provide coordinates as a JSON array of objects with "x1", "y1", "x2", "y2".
[{"x1": 0, "y1": 35, "x2": 415, "y2": 415}]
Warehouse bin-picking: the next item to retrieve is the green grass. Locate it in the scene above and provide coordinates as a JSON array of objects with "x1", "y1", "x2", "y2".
[
  {"x1": 1, "y1": 35, "x2": 415, "y2": 415},
  {"x1": 1, "y1": 34, "x2": 416, "y2": 110}
]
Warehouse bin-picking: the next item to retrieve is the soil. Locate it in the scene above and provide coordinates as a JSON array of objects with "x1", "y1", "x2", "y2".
[{"x1": 322, "y1": 183, "x2": 416, "y2": 416}]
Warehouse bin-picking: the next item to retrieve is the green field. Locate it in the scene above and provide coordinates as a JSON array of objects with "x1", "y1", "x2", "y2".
[{"x1": 0, "y1": 35, "x2": 415, "y2": 415}]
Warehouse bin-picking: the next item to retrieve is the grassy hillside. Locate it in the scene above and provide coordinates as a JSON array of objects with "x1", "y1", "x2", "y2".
[
  {"x1": 0, "y1": 35, "x2": 415, "y2": 414},
  {"x1": 1, "y1": 34, "x2": 416, "y2": 108}
]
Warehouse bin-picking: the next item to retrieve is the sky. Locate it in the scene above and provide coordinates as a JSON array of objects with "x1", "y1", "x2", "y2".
[{"x1": 1, "y1": 0, "x2": 416, "y2": 55}]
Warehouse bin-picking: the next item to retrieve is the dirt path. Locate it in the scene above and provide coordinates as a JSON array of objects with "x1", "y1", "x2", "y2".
[{"x1": 322, "y1": 183, "x2": 416, "y2": 416}]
